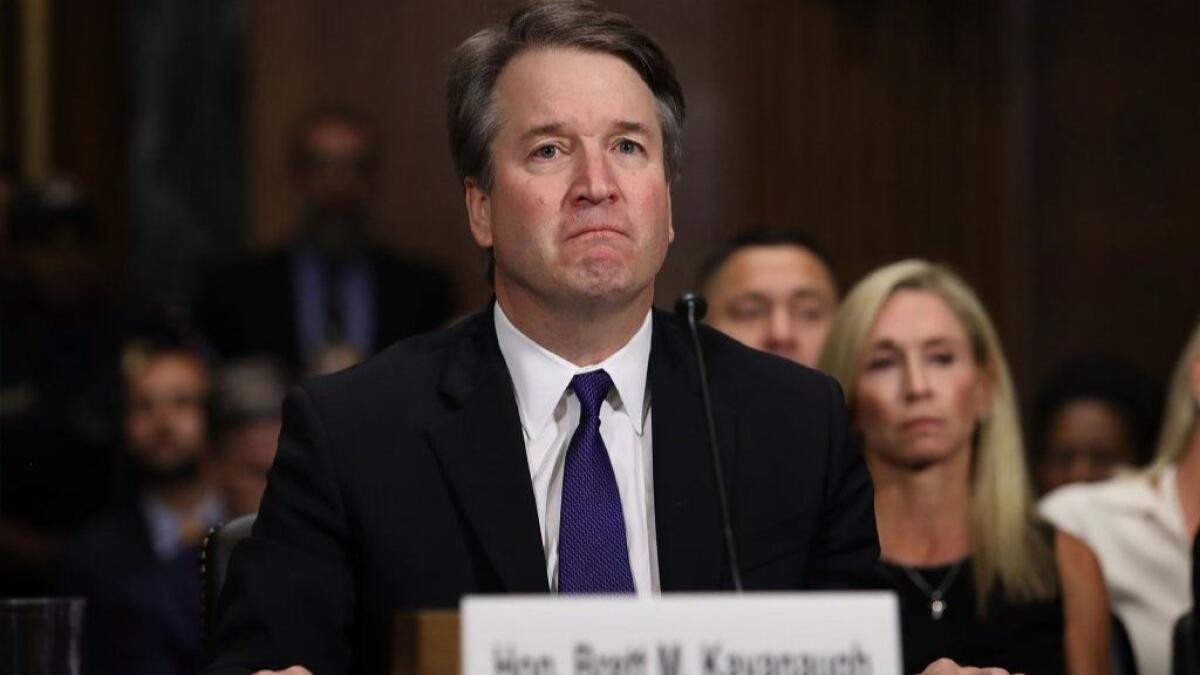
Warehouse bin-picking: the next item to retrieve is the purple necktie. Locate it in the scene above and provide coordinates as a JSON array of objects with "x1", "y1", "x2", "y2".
[{"x1": 557, "y1": 370, "x2": 635, "y2": 594}]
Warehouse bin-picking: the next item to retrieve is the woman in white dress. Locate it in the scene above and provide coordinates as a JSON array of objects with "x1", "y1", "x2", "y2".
[{"x1": 1041, "y1": 318, "x2": 1200, "y2": 675}]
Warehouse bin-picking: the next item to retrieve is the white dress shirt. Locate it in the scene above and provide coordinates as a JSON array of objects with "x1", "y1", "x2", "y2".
[
  {"x1": 494, "y1": 303, "x2": 659, "y2": 595},
  {"x1": 1039, "y1": 465, "x2": 1192, "y2": 675}
]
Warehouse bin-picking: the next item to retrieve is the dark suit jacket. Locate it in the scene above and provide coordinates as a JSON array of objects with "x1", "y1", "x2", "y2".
[
  {"x1": 203, "y1": 305, "x2": 879, "y2": 674},
  {"x1": 58, "y1": 502, "x2": 205, "y2": 675},
  {"x1": 197, "y1": 247, "x2": 454, "y2": 373},
  {"x1": 1193, "y1": 531, "x2": 1199, "y2": 652}
]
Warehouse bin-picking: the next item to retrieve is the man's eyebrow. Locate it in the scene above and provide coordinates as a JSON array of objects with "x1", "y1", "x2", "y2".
[
  {"x1": 518, "y1": 123, "x2": 566, "y2": 143},
  {"x1": 612, "y1": 120, "x2": 652, "y2": 136},
  {"x1": 787, "y1": 288, "x2": 832, "y2": 302}
]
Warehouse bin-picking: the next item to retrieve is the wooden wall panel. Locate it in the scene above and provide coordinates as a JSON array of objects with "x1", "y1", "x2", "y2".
[
  {"x1": 1029, "y1": 0, "x2": 1200, "y2": 382},
  {"x1": 242, "y1": 0, "x2": 1200, "y2": 394}
]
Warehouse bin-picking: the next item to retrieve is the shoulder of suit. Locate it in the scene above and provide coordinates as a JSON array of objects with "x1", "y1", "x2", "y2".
[{"x1": 298, "y1": 310, "x2": 483, "y2": 398}]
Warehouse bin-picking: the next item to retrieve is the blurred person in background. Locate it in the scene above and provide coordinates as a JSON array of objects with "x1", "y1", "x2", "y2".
[
  {"x1": 57, "y1": 327, "x2": 225, "y2": 675},
  {"x1": 197, "y1": 103, "x2": 454, "y2": 377},
  {"x1": 1041, "y1": 318, "x2": 1200, "y2": 675},
  {"x1": 819, "y1": 260, "x2": 1067, "y2": 673},
  {"x1": 0, "y1": 179, "x2": 123, "y2": 595},
  {"x1": 1032, "y1": 355, "x2": 1161, "y2": 495},
  {"x1": 212, "y1": 358, "x2": 289, "y2": 517},
  {"x1": 698, "y1": 229, "x2": 838, "y2": 368}
]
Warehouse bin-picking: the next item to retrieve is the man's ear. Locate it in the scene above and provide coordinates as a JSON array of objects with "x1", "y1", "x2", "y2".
[
  {"x1": 464, "y1": 177, "x2": 492, "y2": 248},
  {"x1": 666, "y1": 188, "x2": 674, "y2": 244}
]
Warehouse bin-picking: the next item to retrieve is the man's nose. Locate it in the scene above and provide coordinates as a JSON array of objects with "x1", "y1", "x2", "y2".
[
  {"x1": 762, "y1": 308, "x2": 798, "y2": 354},
  {"x1": 570, "y1": 146, "x2": 618, "y2": 205}
]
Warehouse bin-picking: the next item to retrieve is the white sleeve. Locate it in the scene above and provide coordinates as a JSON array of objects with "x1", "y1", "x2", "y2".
[{"x1": 1037, "y1": 484, "x2": 1094, "y2": 542}]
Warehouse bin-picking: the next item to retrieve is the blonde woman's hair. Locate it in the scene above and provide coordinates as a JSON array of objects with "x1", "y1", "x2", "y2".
[
  {"x1": 1148, "y1": 318, "x2": 1200, "y2": 474},
  {"x1": 818, "y1": 259, "x2": 1056, "y2": 608}
]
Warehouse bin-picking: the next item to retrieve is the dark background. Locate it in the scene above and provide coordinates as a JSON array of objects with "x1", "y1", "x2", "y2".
[{"x1": 4, "y1": 0, "x2": 1197, "y2": 399}]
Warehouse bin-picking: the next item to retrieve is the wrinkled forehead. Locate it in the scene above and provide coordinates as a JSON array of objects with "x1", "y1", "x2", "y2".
[{"x1": 491, "y1": 47, "x2": 663, "y2": 140}]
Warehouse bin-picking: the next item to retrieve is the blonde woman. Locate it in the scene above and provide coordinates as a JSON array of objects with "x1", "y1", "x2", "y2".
[
  {"x1": 820, "y1": 260, "x2": 1063, "y2": 674},
  {"x1": 1040, "y1": 318, "x2": 1200, "y2": 675}
]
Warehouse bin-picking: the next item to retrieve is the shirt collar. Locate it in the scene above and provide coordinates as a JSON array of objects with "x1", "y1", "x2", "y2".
[
  {"x1": 494, "y1": 302, "x2": 652, "y2": 438},
  {"x1": 141, "y1": 491, "x2": 226, "y2": 561}
]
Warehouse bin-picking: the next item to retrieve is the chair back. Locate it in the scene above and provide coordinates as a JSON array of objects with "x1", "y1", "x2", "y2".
[
  {"x1": 1112, "y1": 613, "x2": 1138, "y2": 675},
  {"x1": 200, "y1": 513, "x2": 257, "y2": 640},
  {"x1": 1175, "y1": 611, "x2": 1197, "y2": 675}
]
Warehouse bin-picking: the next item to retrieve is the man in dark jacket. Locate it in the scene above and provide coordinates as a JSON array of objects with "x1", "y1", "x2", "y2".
[
  {"x1": 197, "y1": 105, "x2": 453, "y2": 377},
  {"x1": 204, "y1": 2, "x2": 879, "y2": 673},
  {"x1": 59, "y1": 330, "x2": 225, "y2": 675}
]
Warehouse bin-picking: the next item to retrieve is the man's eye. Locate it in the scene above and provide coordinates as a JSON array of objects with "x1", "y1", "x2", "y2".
[
  {"x1": 533, "y1": 145, "x2": 559, "y2": 160},
  {"x1": 728, "y1": 304, "x2": 767, "y2": 321},
  {"x1": 616, "y1": 139, "x2": 642, "y2": 154}
]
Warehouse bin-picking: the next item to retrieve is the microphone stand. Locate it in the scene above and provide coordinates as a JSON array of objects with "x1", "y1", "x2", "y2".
[{"x1": 674, "y1": 292, "x2": 744, "y2": 593}]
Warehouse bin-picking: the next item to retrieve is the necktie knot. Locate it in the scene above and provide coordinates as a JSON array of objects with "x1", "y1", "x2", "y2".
[{"x1": 570, "y1": 370, "x2": 613, "y2": 419}]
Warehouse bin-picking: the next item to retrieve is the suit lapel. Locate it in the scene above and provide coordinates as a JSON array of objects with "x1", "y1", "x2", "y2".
[
  {"x1": 650, "y1": 312, "x2": 739, "y2": 591},
  {"x1": 427, "y1": 307, "x2": 549, "y2": 593}
]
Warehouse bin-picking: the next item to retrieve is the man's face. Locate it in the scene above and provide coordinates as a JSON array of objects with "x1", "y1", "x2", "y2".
[
  {"x1": 705, "y1": 245, "x2": 837, "y2": 367},
  {"x1": 466, "y1": 48, "x2": 673, "y2": 312},
  {"x1": 219, "y1": 420, "x2": 281, "y2": 517},
  {"x1": 124, "y1": 354, "x2": 210, "y2": 479},
  {"x1": 296, "y1": 119, "x2": 374, "y2": 252}
]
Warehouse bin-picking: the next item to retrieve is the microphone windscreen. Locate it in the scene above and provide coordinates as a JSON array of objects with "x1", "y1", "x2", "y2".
[{"x1": 674, "y1": 292, "x2": 708, "y2": 321}]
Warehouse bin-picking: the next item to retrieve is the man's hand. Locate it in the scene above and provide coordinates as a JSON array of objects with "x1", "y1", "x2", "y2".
[
  {"x1": 252, "y1": 668, "x2": 313, "y2": 675},
  {"x1": 921, "y1": 658, "x2": 1022, "y2": 675}
]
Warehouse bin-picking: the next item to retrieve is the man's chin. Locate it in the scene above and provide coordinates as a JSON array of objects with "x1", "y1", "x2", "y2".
[{"x1": 134, "y1": 455, "x2": 203, "y2": 489}]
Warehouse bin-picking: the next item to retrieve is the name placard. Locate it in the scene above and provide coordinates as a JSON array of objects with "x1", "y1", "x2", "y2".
[{"x1": 462, "y1": 593, "x2": 901, "y2": 675}]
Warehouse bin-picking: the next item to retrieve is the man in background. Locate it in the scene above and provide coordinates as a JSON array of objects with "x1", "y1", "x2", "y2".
[
  {"x1": 198, "y1": 104, "x2": 455, "y2": 377},
  {"x1": 212, "y1": 358, "x2": 289, "y2": 517},
  {"x1": 58, "y1": 329, "x2": 224, "y2": 675},
  {"x1": 698, "y1": 229, "x2": 838, "y2": 368},
  {"x1": 0, "y1": 181, "x2": 122, "y2": 595}
]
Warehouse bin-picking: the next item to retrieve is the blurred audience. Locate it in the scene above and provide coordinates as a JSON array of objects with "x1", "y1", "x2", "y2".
[
  {"x1": 0, "y1": 180, "x2": 123, "y2": 595},
  {"x1": 1041, "y1": 318, "x2": 1200, "y2": 675},
  {"x1": 196, "y1": 103, "x2": 454, "y2": 377},
  {"x1": 1032, "y1": 356, "x2": 1161, "y2": 495},
  {"x1": 698, "y1": 229, "x2": 838, "y2": 368},
  {"x1": 212, "y1": 358, "x2": 289, "y2": 517},
  {"x1": 820, "y1": 260, "x2": 1064, "y2": 674},
  {"x1": 57, "y1": 327, "x2": 224, "y2": 675}
]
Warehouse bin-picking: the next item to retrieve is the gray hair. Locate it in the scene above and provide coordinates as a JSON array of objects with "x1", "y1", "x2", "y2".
[{"x1": 446, "y1": 0, "x2": 686, "y2": 193}]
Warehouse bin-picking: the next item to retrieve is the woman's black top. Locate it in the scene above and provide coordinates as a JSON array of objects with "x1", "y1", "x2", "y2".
[{"x1": 879, "y1": 558, "x2": 1065, "y2": 675}]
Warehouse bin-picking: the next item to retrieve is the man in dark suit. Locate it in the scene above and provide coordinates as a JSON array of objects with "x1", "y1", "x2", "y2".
[
  {"x1": 204, "y1": 2, "x2": 877, "y2": 673},
  {"x1": 60, "y1": 329, "x2": 226, "y2": 675},
  {"x1": 197, "y1": 105, "x2": 453, "y2": 377}
]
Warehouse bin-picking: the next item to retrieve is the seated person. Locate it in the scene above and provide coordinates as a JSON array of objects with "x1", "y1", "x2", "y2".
[
  {"x1": 697, "y1": 229, "x2": 838, "y2": 368},
  {"x1": 1041, "y1": 318, "x2": 1200, "y2": 675},
  {"x1": 197, "y1": 105, "x2": 454, "y2": 377},
  {"x1": 212, "y1": 358, "x2": 289, "y2": 517},
  {"x1": 819, "y1": 259, "x2": 1066, "y2": 674},
  {"x1": 1032, "y1": 355, "x2": 1161, "y2": 495},
  {"x1": 1, "y1": 181, "x2": 123, "y2": 595},
  {"x1": 58, "y1": 326, "x2": 225, "y2": 675}
]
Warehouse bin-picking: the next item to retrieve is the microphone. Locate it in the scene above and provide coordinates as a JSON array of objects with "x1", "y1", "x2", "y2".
[{"x1": 674, "y1": 292, "x2": 744, "y2": 592}]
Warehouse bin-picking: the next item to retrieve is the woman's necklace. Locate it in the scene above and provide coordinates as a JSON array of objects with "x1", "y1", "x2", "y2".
[{"x1": 901, "y1": 561, "x2": 964, "y2": 620}]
